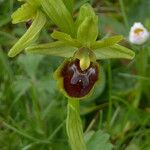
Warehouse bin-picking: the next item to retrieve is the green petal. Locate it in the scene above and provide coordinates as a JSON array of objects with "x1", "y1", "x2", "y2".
[
  {"x1": 51, "y1": 31, "x2": 81, "y2": 47},
  {"x1": 77, "y1": 16, "x2": 98, "y2": 48},
  {"x1": 11, "y1": 3, "x2": 36, "y2": 24},
  {"x1": 26, "y1": 41, "x2": 78, "y2": 58},
  {"x1": 94, "y1": 44, "x2": 135, "y2": 60},
  {"x1": 8, "y1": 11, "x2": 46, "y2": 57},
  {"x1": 91, "y1": 35, "x2": 123, "y2": 49},
  {"x1": 40, "y1": 0, "x2": 75, "y2": 36}
]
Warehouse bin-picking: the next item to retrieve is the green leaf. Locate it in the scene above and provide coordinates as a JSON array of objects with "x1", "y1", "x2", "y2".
[
  {"x1": 91, "y1": 35, "x2": 124, "y2": 49},
  {"x1": 75, "y1": 3, "x2": 96, "y2": 30},
  {"x1": 26, "y1": 41, "x2": 77, "y2": 58},
  {"x1": 27, "y1": 0, "x2": 40, "y2": 7},
  {"x1": 11, "y1": 3, "x2": 36, "y2": 24},
  {"x1": 94, "y1": 44, "x2": 135, "y2": 60},
  {"x1": 86, "y1": 130, "x2": 113, "y2": 150},
  {"x1": 8, "y1": 11, "x2": 46, "y2": 57},
  {"x1": 77, "y1": 16, "x2": 98, "y2": 47},
  {"x1": 51, "y1": 31, "x2": 81, "y2": 47},
  {"x1": 40, "y1": 0, "x2": 75, "y2": 36},
  {"x1": 62, "y1": 0, "x2": 74, "y2": 13}
]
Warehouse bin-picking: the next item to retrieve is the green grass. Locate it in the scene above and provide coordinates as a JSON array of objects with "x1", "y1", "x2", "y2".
[{"x1": 0, "y1": 0, "x2": 150, "y2": 149}]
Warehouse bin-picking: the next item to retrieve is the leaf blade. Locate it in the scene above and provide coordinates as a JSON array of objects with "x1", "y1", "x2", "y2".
[
  {"x1": 62, "y1": 0, "x2": 74, "y2": 13},
  {"x1": 40, "y1": 0, "x2": 75, "y2": 36},
  {"x1": 86, "y1": 130, "x2": 113, "y2": 150}
]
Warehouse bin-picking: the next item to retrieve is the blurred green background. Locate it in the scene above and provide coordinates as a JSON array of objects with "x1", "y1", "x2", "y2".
[{"x1": 0, "y1": 0, "x2": 150, "y2": 149}]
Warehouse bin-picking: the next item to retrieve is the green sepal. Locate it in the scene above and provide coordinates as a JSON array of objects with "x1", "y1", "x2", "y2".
[
  {"x1": 26, "y1": 41, "x2": 78, "y2": 58},
  {"x1": 77, "y1": 16, "x2": 98, "y2": 48},
  {"x1": 51, "y1": 31, "x2": 81, "y2": 48},
  {"x1": 8, "y1": 11, "x2": 46, "y2": 57},
  {"x1": 91, "y1": 35, "x2": 123, "y2": 49},
  {"x1": 54, "y1": 58, "x2": 100, "y2": 100},
  {"x1": 94, "y1": 44, "x2": 135, "y2": 60},
  {"x1": 11, "y1": 3, "x2": 36, "y2": 24},
  {"x1": 75, "y1": 3, "x2": 96, "y2": 30},
  {"x1": 40, "y1": 0, "x2": 75, "y2": 36}
]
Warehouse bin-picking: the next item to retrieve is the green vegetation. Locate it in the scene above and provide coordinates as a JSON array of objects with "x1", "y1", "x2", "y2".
[{"x1": 0, "y1": 0, "x2": 150, "y2": 150}]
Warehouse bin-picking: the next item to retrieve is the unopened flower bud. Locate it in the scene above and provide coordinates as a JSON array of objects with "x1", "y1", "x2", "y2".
[{"x1": 129, "y1": 22, "x2": 149, "y2": 45}]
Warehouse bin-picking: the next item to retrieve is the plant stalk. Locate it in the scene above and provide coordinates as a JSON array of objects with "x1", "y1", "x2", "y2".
[
  {"x1": 133, "y1": 47, "x2": 148, "y2": 108},
  {"x1": 66, "y1": 99, "x2": 86, "y2": 150}
]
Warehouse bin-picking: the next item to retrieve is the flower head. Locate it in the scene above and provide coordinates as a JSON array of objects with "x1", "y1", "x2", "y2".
[
  {"x1": 8, "y1": 1, "x2": 135, "y2": 99},
  {"x1": 129, "y1": 22, "x2": 149, "y2": 45}
]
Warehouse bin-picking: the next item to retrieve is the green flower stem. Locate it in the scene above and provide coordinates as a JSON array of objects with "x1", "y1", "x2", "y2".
[
  {"x1": 66, "y1": 99, "x2": 86, "y2": 150},
  {"x1": 133, "y1": 47, "x2": 148, "y2": 108}
]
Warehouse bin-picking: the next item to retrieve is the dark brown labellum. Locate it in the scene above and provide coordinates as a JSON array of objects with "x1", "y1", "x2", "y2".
[
  {"x1": 60, "y1": 59, "x2": 99, "y2": 98},
  {"x1": 26, "y1": 20, "x2": 32, "y2": 29}
]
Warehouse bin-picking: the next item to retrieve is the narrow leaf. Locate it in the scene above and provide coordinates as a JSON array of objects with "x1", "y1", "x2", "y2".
[
  {"x1": 62, "y1": 0, "x2": 74, "y2": 13},
  {"x1": 94, "y1": 44, "x2": 135, "y2": 60},
  {"x1": 8, "y1": 11, "x2": 46, "y2": 57},
  {"x1": 40, "y1": 0, "x2": 75, "y2": 36},
  {"x1": 26, "y1": 41, "x2": 77, "y2": 58},
  {"x1": 27, "y1": 0, "x2": 40, "y2": 7},
  {"x1": 51, "y1": 31, "x2": 81, "y2": 47},
  {"x1": 91, "y1": 35, "x2": 123, "y2": 49},
  {"x1": 11, "y1": 3, "x2": 36, "y2": 24},
  {"x1": 77, "y1": 16, "x2": 98, "y2": 47}
]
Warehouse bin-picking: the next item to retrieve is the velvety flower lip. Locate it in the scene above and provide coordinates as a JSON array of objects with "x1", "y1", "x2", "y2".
[
  {"x1": 55, "y1": 59, "x2": 99, "y2": 99},
  {"x1": 129, "y1": 22, "x2": 149, "y2": 45}
]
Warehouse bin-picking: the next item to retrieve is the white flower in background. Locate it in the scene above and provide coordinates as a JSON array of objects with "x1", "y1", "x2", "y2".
[{"x1": 129, "y1": 22, "x2": 149, "y2": 45}]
